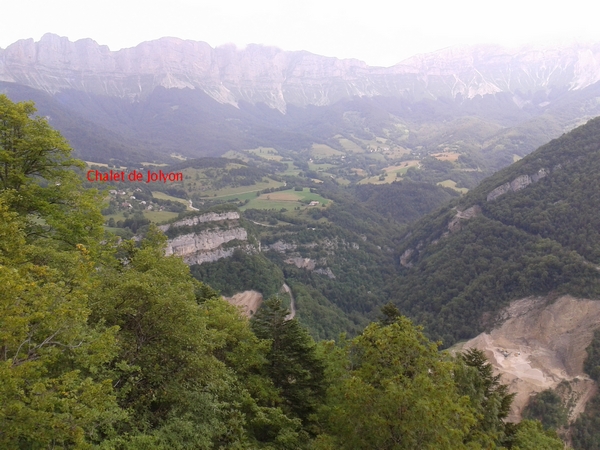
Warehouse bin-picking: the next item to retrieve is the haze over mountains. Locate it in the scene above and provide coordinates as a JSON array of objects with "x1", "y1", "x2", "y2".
[
  {"x1": 3, "y1": 33, "x2": 600, "y2": 173},
  {"x1": 3, "y1": 33, "x2": 600, "y2": 110}
]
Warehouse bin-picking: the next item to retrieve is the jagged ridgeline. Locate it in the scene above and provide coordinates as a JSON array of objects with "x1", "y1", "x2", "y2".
[{"x1": 392, "y1": 116, "x2": 600, "y2": 346}]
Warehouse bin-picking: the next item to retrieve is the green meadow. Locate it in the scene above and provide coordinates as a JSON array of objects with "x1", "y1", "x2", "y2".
[{"x1": 241, "y1": 188, "x2": 330, "y2": 211}]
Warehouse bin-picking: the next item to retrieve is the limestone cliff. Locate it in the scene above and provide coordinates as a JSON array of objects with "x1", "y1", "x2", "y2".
[
  {"x1": 4, "y1": 34, "x2": 600, "y2": 111},
  {"x1": 266, "y1": 239, "x2": 337, "y2": 278},
  {"x1": 486, "y1": 168, "x2": 548, "y2": 201},
  {"x1": 159, "y1": 211, "x2": 240, "y2": 232},
  {"x1": 165, "y1": 227, "x2": 248, "y2": 265},
  {"x1": 162, "y1": 210, "x2": 251, "y2": 265}
]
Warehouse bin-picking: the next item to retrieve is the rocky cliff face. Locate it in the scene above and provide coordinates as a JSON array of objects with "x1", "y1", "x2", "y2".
[
  {"x1": 165, "y1": 227, "x2": 248, "y2": 264},
  {"x1": 162, "y1": 211, "x2": 252, "y2": 265},
  {"x1": 266, "y1": 238, "x2": 337, "y2": 278},
  {"x1": 3, "y1": 34, "x2": 600, "y2": 111},
  {"x1": 486, "y1": 168, "x2": 549, "y2": 201},
  {"x1": 159, "y1": 211, "x2": 240, "y2": 232}
]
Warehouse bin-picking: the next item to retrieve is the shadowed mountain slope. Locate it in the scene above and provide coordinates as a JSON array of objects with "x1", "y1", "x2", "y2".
[{"x1": 391, "y1": 116, "x2": 600, "y2": 346}]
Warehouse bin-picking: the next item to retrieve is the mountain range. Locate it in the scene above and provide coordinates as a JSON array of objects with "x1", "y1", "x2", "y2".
[
  {"x1": 3, "y1": 34, "x2": 600, "y2": 172},
  {"x1": 3, "y1": 34, "x2": 600, "y2": 111},
  {"x1": 4, "y1": 33, "x2": 600, "y2": 446}
]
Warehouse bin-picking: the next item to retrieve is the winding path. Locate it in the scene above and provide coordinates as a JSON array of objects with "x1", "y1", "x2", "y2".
[{"x1": 282, "y1": 283, "x2": 296, "y2": 320}]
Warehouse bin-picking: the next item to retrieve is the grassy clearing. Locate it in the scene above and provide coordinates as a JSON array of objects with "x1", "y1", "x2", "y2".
[
  {"x1": 247, "y1": 147, "x2": 283, "y2": 161},
  {"x1": 381, "y1": 146, "x2": 411, "y2": 159},
  {"x1": 214, "y1": 191, "x2": 262, "y2": 203},
  {"x1": 144, "y1": 210, "x2": 180, "y2": 223},
  {"x1": 241, "y1": 200, "x2": 296, "y2": 210},
  {"x1": 383, "y1": 161, "x2": 419, "y2": 173},
  {"x1": 338, "y1": 138, "x2": 364, "y2": 153},
  {"x1": 357, "y1": 172, "x2": 401, "y2": 185},
  {"x1": 438, "y1": 180, "x2": 469, "y2": 194},
  {"x1": 357, "y1": 160, "x2": 419, "y2": 185},
  {"x1": 311, "y1": 144, "x2": 344, "y2": 158},
  {"x1": 152, "y1": 191, "x2": 189, "y2": 204},
  {"x1": 241, "y1": 188, "x2": 330, "y2": 211},
  {"x1": 103, "y1": 212, "x2": 126, "y2": 222},
  {"x1": 431, "y1": 152, "x2": 460, "y2": 162},
  {"x1": 365, "y1": 153, "x2": 386, "y2": 161},
  {"x1": 222, "y1": 150, "x2": 251, "y2": 162},
  {"x1": 308, "y1": 162, "x2": 336, "y2": 171},
  {"x1": 282, "y1": 162, "x2": 301, "y2": 176},
  {"x1": 103, "y1": 210, "x2": 179, "y2": 224},
  {"x1": 262, "y1": 192, "x2": 303, "y2": 201},
  {"x1": 198, "y1": 179, "x2": 285, "y2": 199}
]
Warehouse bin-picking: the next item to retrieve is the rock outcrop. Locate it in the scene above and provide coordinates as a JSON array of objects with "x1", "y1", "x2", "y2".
[
  {"x1": 486, "y1": 168, "x2": 548, "y2": 201},
  {"x1": 165, "y1": 227, "x2": 248, "y2": 264},
  {"x1": 162, "y1": 211, "x2": 251, "y2": 265},
  {"x1": 447, "y1": 205, "x2": 482, "y2": 233},
  {"x1": 4, "y1": 34, "x2": 600, "y2": 111},
  {"x1": 159, "y1": 211, "x2": 240, "y2": 232}
]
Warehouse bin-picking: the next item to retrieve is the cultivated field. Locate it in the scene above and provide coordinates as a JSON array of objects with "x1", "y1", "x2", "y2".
[
  {"x1": 241, "y1": 188, "x2": 330, "y2": 211},
  {"x1": 152, "y1": 191, "x2": 189, "y2": 204},
  {"x1": 357, "y1": 160, "x2": 419, "y2": 185},
  {"x1": 438, "y1": 179, "x2": 469, "y2": 193},
  {"x1": 198, "y1": 179, "x2": 284, "y2": 199},
  {"x1": 311, "y1": 144, "x2": 344, "y2": 158},
  {"x1": 337, "y1": 138, "x2": 364, "y2": 153},
  {"x1": 246, "y1": 147, "x2": 283, "y2": 161},
  {"x1": 431, "y1": 152, "x2": 460, "y2": 162}
]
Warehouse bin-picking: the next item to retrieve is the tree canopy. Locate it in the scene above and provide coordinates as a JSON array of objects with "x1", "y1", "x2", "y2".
[{"x1": 0, "y1": 95, "x2": 565, "y2": 449}]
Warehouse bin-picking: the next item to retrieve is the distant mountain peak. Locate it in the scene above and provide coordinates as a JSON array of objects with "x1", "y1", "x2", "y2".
[{"x1": 2, "y1": 35, "x2": 600, "y2": 112}]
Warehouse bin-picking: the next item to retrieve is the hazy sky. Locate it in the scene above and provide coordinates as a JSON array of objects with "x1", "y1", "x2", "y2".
[{"x1": 3, "y1": 0, "x2": 599, "y2": 67}]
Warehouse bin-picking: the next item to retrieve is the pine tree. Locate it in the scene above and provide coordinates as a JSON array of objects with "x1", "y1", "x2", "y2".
[{"x1": 251, "y1": 298, "x2": 327, "y2": 432}]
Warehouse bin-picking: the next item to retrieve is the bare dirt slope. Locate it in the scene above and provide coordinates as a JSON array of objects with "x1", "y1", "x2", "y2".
[
  {"x1": 223, "y1": 290, "x2": 263, "y2": 317},
  {"x1": 224, "y1": 284, "x2": 295, "y2": 319},
  {"x1": 453, "y1": 295, "x2": 600, "y2": 422}
]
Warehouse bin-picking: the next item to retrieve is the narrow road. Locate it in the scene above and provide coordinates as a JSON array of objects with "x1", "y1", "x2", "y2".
[
  {"x1": 250, "y1": 220, "x2": 277, "y2": 227},
  {"x1": 188, "y1": 199, "x2": 199, "y2": 211},
  {"x1": 282, "y1": 283, "x2": 296, "y2": 320}
]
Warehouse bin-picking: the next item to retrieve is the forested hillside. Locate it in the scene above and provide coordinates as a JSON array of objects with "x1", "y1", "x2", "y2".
[
  {"x1": 391, "y1": 116, "x2": 600, "y2": 346},
  {"x1": 0, "y1": 94, "x2": 565, "y2": 448},
  {"x1": 194, "y1": 189, "x2": 406, "y2": 340}
]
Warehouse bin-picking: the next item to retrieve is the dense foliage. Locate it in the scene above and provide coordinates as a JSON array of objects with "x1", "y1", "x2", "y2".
[
  {"x1": 191, "y1": 250, "x2": 285, "y2": 298},
  {"x1": 0, "y1": 95, "x2": 566, "y2": 448},
  {"x1": 353, "y1": 181, "x2": 460, "y2": 223},
  {"x1": 584, "y1": 329, "x2": 600, "y2": 382},
  {"x1": 391, "y1": 116, "x2": 600, "y2": 345},
  {"x1": 522, "y1": 389, "x2": 568, "y2": 430},
  {"x1": 571, "y1": 330, "x2": 600, "y2": 449}
]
